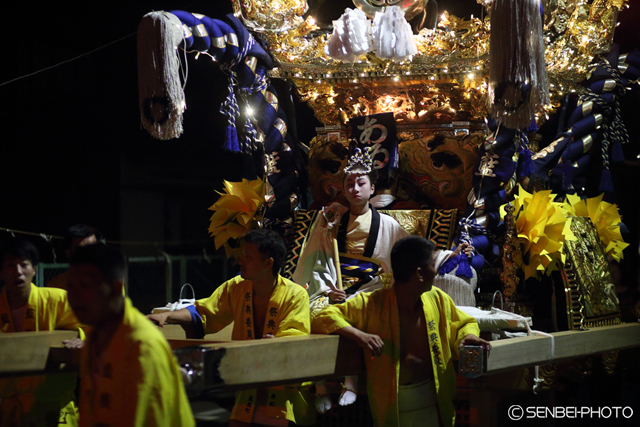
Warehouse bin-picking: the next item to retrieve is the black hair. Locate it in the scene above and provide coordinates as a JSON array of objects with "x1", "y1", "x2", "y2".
[
  {"x1": 364, "y1": 168, "x2": 379, "y2": 185},
  {"x1": 242, "y1": 229, "x2": 287, "y2": 276},
  {"x1": 0, "y1": 237, "x2": 40, "y2": 267},
  {"x1": 391, "y1": 236, "x2": 435, "y2": 283},
  {"x1": 63, "y1": 224, "x2": 103, "y2": 251},
  {"x1": 70, "y1": 243, "x2": 126, "y2": 284}
]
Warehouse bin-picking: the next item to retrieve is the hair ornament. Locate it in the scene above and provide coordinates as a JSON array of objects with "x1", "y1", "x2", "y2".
[{"x1": 344, "y1": 146, "x2": 374, "y2": 175}]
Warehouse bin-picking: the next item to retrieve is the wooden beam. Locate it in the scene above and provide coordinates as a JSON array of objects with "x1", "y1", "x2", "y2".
[
  {"x1": 486, "y1": 323, "x2": 640, "y2": 374},
  {"x1": 161, "y1": 323, "x2": 233, "y2": 341},
  {"x1": 4, "y1": 323, "x2": 639, "y2": 387},
  {"x1": 167, "y1": 323, "x2": 640, "y2": 390},
  {"x1": 0, "y1": 330, "x2": 78, "y2": 375},
  {"x1": 219, "y1": 335, "x2": 340, "y2": 387},
  {"x1": 169, "y1": 335, "x2": 346, "y2": 389}
]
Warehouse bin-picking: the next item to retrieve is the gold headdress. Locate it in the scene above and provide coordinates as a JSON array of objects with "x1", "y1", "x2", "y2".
[{"x1": 344, "y1": 146, "x2": 374, "y2": 175}]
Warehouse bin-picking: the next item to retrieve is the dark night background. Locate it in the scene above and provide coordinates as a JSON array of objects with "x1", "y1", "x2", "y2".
[
  {"x1": 0, "y1": 1, "x2": 639, "y2": 285},
  {"x1": 0, "y1": 1, "x2": 485, "y2": 259}
]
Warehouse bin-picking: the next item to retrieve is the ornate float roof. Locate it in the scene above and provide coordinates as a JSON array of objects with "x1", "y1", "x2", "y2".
[{"x1": 231, "y1": 0, "x2": 628, "y2": 126}]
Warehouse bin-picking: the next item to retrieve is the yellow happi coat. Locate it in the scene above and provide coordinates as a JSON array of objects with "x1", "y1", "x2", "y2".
[
  {"x1": 311, "y1": 286, "x2": 480, "y2": 427},
  {"x1": 0, "y1": 284, "x2": 83, "y2": 427},
  {"x1": 79, "y1": 297, "x2": 194, "y2": 427},
  {"x1": 194, "y1": 274, "x2": 314, "y2": 425}
]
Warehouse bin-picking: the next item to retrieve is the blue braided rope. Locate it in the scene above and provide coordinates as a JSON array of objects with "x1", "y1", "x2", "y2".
[
  {"x1": 516, "y1": 131, "x2": 533, "y2": 177},
  {"x1": 238, "y1": 66, "x2": 269, "y2": 151},
  {"x1": 575, "y1": 61, "x2": 629, "y2": 192},
  {"x1": 458, "y1": 216, "x2": 500, "y2": 243},
  {"x1": 219, "y1": 36, "x2": 255, "y2": 151},
  {"x1": 220, "y1": 77, "x2": 240, "y2": 134}
]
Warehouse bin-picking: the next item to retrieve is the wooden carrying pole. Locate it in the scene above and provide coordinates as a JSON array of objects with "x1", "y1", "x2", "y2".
[
  {"x1": 164, "y1": 323, "x2": 640, "y2": 390},
  {"x1": 0, "y1": 330, "x2": 78, "y2": 375},
  {"x1": 4, "y1": 324, "x2": 640, "y2": 386},
  {"x1": 333, "y1": 236, "x2": 343, "y2": 290}
]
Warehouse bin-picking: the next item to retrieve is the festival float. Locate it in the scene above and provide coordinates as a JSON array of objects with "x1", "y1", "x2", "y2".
[
  {"x1": 3, "y1": 1, "x2": 638, "y2": 425},
  {"x1": 138, "y1": 0, "x2": 640, "y2": 423}
]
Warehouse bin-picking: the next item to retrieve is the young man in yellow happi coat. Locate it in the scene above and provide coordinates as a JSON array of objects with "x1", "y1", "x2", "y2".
[
  {"x1": 67, "y1": 243, "x2": 194, "y2": 427},
  {"x1": 0, "y1": 237, "x2": 84, "y2": 427},
  {"x1": 148, "y1": 229, "x2": 315, "y2": 427},
  {"x1": 312, "y1": 236, "x2": 491, "y2": 427}
]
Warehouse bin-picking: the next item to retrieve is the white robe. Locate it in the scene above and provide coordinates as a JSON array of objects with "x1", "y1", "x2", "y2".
[{"x1": 292, "y1": 204, "x2": 452, "y2": 300}]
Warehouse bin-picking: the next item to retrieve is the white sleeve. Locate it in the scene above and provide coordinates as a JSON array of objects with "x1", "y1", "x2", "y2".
[
  {"x1": 433, "y1": 249, "x2": 454, "y2": 271},
  {"x1": 292, "y1": 213, "x2": 339, "y2": 299},
  {"x1": 374, "y1": 215, "x2": 411, "y2": 273}
]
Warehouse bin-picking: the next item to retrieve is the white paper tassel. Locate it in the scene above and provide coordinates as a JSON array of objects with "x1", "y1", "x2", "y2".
[
  {"x1": 487, "y1": 0, "x2": 550, "y2": 129},
  {"x1": 325, "y1": 8, "x2": 372, "y2": 63},
  {"x1": 372, "y1": 6, "x2": 417, "y2": 62},
  {"x1": 137, "y1": 11, "x2": 186, "y2": 140}
]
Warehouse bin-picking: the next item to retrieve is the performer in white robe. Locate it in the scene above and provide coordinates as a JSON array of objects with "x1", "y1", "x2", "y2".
[
  {"x1": 293, "y1": 147, "x2": 460, "y2": 413},
  {"x1": 293, "y1": 147, "x2": 476, "y2": 414},
  {"x1": 293, "y1": 201, "x2": 412, "y2": 302}
]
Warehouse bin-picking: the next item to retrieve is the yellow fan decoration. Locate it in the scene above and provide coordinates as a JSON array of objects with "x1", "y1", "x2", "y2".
[
  {"x1": 561, "y1": 194, "x2": 629, "y2": 262},
  {"x1": 208, "y1": 178, "x2": 266, "y2": 259},
  {"x1": 500, "y1": 186, "x2": 576, "y2": 279}
]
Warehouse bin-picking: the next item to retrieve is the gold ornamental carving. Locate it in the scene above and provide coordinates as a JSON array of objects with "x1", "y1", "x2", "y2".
[
  {"x1": 562, "y1": 216, "x2": 621, "y2": 330},
  {"x1": 233, "y1": 0, "x2": 630, "y2": 126}
]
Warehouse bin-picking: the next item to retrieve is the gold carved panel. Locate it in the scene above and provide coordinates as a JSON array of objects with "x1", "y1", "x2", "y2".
[
  {"x1": 562, "y1": 216, "x2": 620, "y2": 330},
  {"x1": 380, "y1": 209, "x2": 432, "y2": 237},
  {"x1": 381, "y1": 208, "x2": 457, "y2": 250}
]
